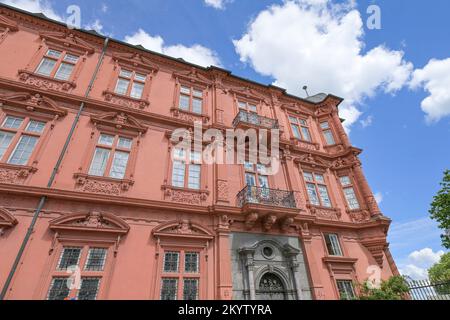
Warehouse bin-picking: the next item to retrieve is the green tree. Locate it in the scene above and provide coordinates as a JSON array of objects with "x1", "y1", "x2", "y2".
[
  {"x1": 429, "y1": 169, "x2": 450, "y2": 249},
  {"x1": 357, "y1": 276, "x2": 409, "y2": 300},
  {"x1": 428, "y1": 252, "x2": 450, "y2": 295}
]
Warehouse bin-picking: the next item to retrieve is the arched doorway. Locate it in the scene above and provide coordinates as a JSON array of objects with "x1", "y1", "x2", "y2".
[{"x1": 256, "y1": 273, "x2": 287, "y2": 300}]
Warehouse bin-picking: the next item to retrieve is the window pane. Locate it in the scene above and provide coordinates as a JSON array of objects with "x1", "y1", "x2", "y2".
[
  {"x1": 340, "y1": 176, "x2": 351, "y2": 186},
  {"x1": 179, "y1": 94, "x2": 190, "y2": 111},
  {"x1": 119, "y1": 69, "x2": 132, "y2": 78},
  {"x1": 180, "y1": 86, "x2": 190, "y2": 94},
  {"x1": 109, "y1": 151, "x2": 130, "y2": 179},
  {"x1": 172, "y1": 160, "x2": 185, "y2": 187},
  {"x1": 8, "y1": 135, "x2": 38, "y2": 165},
  {"x1": 36, "y1": 58, "x2": 56, "y2": 76},
  {"x1": 317, "y1": 185, "x2": 331, "y2": 207},
  {"x1": 54, "y1": 62, "x2": 74, "y2": 80},
  {"x1": 77, "y1": 278, "x2": 100, "y2": 300},
  {"x1": 184, "y1": 252, "x2": 199, "y2": 273},
  {"x1": 193, "y1": 89, "x2": 203, "y2": 98},
  {"x1": 134, "y1": 73, "x2": 147, "y2": 82},
  {"x1": 115, "y1": 78, "x2": 130, "y2": 95},
  {"x1": 190, "y1": 150, "x2": 202, "y2": 163},
  {"x1": 183, "y1": 279, "x2": 199, "y2": 300},
  {"x1": 325, "y1": 234, "x2": 343, "y2": 256},
  {"x1": 344, "y1": 187, "x2": 360, "y2": 210},
  {"x1": 245, "y1": 173, "x2": 256, "y2": 187},
  {"x1": 2, "y1": 116, "x2": 24, "y2": 129},
  {"x1": 238, "y1": 101, "x2": 247, "y2": 109},
  {"x1": 257, "y1": 164, "x2": 268, "y2": 175},
  {"x1": 63, "y1": 54, "x2": 79, "y2": 63},
  {"x1": 188, "y1": 164, "x2": 201, "y2": 189},
  {"x1": 244, "y1": 162, "x2": 254, "y2": 172},
  {"x1": 299, "y1": 119, "x2": 307, "y2": 126},
  {"x1": 288, "y1": 116, "x2": 297, "y2": 123},
  {"x1": 161, "y1": 279, "x2": 178, "y2": 300},
  {"x1": 249, "y1": 104, "x2": 257, "y2": 112},
  {"x1": 337, "y1": 280, "x2": 355, "y2": 300},
  {"x1": 324, "y1": 130, "x2": 335, "y2": 145},
  {"x1": 303, "y1": 172, "x2": 314, "y2": 182},
  {"x1": 306, "y1": 183, "x2": 320, "y2": 206},
  {"x1": 320, "y1": 121, "x2": 330, "y2": 129},
  {"x1": 58, "y1": 247, "x2": 82, "y2": 270},
  {"x1": 130, "y1": 82, "x2": 144, "y2": 99},
  {"x1": 291, "y1": 124, "x2": 301, "y2": 139},
  {"x1": 173, "y1": 148, "x2": 186, "y2": 161},
  {"x1": 88, "y1": 148, "x2": 110, "y2": 176},
  {"x1": 85, "y1": 248, "x2": 107, "y2": 271},
  {"x1": 118, "y1": 137, "x2": 132, "y2": 149},
  {"x1": 46, "y1": 49, "x2": 61, "y2": 58},
  {"x1": 98, "y1": 134, "x2": 114, "y2": 146},
  {"x1": 192, "y1": 98, "x2": 202, "y2": 114},
  {"x1": 314, "y1": 174, "x2": 325, "y2": 183},
  {"x1": 0, "y1": 131, "x2": 14, "y2": 159},
  {"x1": 47, "y1": 278, "x2": 70, "y2": 300},
  {"x1": 163, "y1": 252, "x2": 179, "y2": 272},
  {"x1": 26, "y1": 120, "x2": 46, "y2": 133},
  {"x1": 301, "y1": 127, "x2": 311, "y2": 142}
]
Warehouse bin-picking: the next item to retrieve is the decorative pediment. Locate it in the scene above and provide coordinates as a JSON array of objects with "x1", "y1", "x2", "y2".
[
  {"x1": 39, "y1": 31, "x2": 95, "y2": 54},
  {"x1": 152, "y1": 219, "x2": 214, "y2": 240},
  {"x1": 0, "y1": 92, "x2": 67, "y2": 117},
  {"x1": 90, "y1": 112, "x2": 148, "y2": 133},
  {"x1": 49, "y1": 211, "x2": 129, "y2": 235},
  {"x1": 281, "y1": 102, "x2": 314, "y2": 116},
  {"x1": 295, "y1": 153, "x2": 330, "y2": 169},
  {"x1": 173, "y1": 67, "x2": 213, "y2": 87},
  {"x1": 226, "y1": 83, "x2": 270, "y2": 104},
  {"x1": 0, "y1": 14, "x2": 19, "y2": 31},
  {"x1": 314, "y1": 103, "x2": 335, "y2": 117},
  {"x1": 0, "y1": 207, "x2": 18, "y2": 229},
  {"x1": 112, "y1": 52, "x2": 159, "y2": 73}
]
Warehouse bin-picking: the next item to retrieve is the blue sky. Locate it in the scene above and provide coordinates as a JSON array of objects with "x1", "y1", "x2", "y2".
[{"x1": 2, "y1": 0, "x2": 449, "y2": 279}]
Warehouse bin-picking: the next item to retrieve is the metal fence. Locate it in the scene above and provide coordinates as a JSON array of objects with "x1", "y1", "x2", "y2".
[{"x1": 406, "y1": 278, "x2": 450, "y2": 300}]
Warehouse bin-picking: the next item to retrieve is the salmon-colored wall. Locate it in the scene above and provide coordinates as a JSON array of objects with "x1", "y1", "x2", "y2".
[{"x1": 0, "y1": 5, "x2": 398, "y2": 300}]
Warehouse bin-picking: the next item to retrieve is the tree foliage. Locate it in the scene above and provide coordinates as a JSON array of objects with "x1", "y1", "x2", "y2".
[
  {"x1": 428, "y1": 252, "x2": 450, "y2": 295},
  {"x1": 357, "y1": 276, "x2": 409, "y2": 300},
  {"x1": 429, "y1": 169, "x2": 450, "y2": 249}
]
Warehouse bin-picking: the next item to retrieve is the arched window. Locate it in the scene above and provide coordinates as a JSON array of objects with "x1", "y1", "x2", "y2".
[{"x1": 256, "y1": 273, "x2": 287, "y2": 300}]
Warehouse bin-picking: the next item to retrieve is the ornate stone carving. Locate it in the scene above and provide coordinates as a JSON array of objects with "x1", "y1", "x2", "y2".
[
  {"x1": 39, "y1": 30, "x2": 96, "y2": 54},
  {"x1": 49, "y1": 211, "x2": 130, "y2": 234},
  {"x1": 74, "y1": 174, "x2": 133, "y2": 195},
  {"x1": 90, "y1": 112, "x2": 148, "y2": 133},
  {"x1": 348, "y1": 210, "x2": 371, "y2": 223},
  {"x1": 71, "y1": 211, "x2": 114, "y2": 229},
  {"x1": 0, "y1": 165, "x2": 36, "y2": 184},
  {"x1": 17, "y1": 70, "x2": 76, "y2": 92},
  {"x1": 361, "y1": 239, "x2": 387, "y2": 267},
  {"x1": 280, "y1": 216, "x2": 294, "y2": 232},
  {"x1": 173, "y1": 67, "x2": 212, "y2": 86},
  {"x1": 0, "y1": 92, "x2": 67, "y2": 117},
  {"x1": 170, "y1": 107, "x2": 209, "y2": 124},
  {"x1": 262, "y1": 214, "x2": 277, "y2": 231},
  {"x1": 103, "y1": 91, "x2": 150, "y2": 110},
  {"x1": 162, "y1": 185, "x2": 209, "y2": 205},
  {"x1": 217, "y1": 179, "x2": 229, "y2": 202},
  {"x1": 244, "y1": 212, "x2": 258, "y2": 230},
  {"x1": 0, "y1": 207, "x2": 18, "y2": 235},
  {"x1": 152, "y1": 220, "x2": 214, "y2": 240},
  {"x1": 308, "y1": 205, "x2": 341, "y2": 221},
  {"x1": 295, "y1": 153, "x2": 330, "y2": 169}
]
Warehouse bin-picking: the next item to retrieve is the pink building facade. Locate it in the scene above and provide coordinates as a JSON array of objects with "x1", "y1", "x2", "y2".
[{"x1": 0, "y1": 5, "x2": 399, "y2": 300}]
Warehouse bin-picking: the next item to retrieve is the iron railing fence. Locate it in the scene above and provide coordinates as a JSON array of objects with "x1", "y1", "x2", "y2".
[
  {"x1": 237, "y1": 185, "x2": 297, "y2": 209},
  {"x1": 232, "y1": 110, "x2": 279, "y2": 129},
  {"x1": 406, "y1": 277, "x2": 450, "y2": 300}
]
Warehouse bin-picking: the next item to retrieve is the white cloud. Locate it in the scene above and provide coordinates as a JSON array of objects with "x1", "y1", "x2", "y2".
[
  {"x1": 84, "y1": 19, "x2": 104, "y2": 34},
  {"x1": 374, "y1": 191, "x2": 383, "y2": 204},
  {"x1": 1, "y1": 0, "x2": 62, "y2": 21},
  {"x1": 204, "y1": 0, "x2": 228, "y2": 10},
  {"x1": 360, "y1": 115, "x2": 373, "y2": 128},
  {"x1": 410, "y1": 58, "x2": 450, "y2": 123},
  {"x1": 124, "y1": 29, "x2": 221, "y2": 68},
  {"x1": 399, "y1": 248, "x2": 445, "y2": 280},
  {"x1": 101, "y1": 3, "x2": 108, "y2": 13},
  {"x1": 233, "y1": 0, "x2": 413, "y2": 131}
]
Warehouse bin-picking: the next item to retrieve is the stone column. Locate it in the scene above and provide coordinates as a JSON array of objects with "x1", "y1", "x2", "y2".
[
  {"x1": 286, "y1": 254, "x2": 304, "y2": 300},
  {"x1": 216, "y1": 217, "x2": 233, "y2": 300},
  {"x1": 331, "y1": 109, "x2": 351, "y2": 147},
  {"x1": 352, "y1": 162, "x2": 382, "y2": 217}
]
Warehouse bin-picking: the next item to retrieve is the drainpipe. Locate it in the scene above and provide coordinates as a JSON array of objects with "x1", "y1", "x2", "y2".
[{"x1": 0, "y1": 37, "x2": 110, "y2": 300}]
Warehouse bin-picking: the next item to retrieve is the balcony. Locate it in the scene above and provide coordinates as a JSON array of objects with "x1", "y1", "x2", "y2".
[
  {"x1": 237, "y1": 185, "x2": 297, "y2": 209},
  {"x1": 232, "y1": 110, "x2": 279, "y2": 130}
]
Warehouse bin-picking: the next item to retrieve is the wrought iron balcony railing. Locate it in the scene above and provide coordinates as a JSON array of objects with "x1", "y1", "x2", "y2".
[
  {"x1": 237, "y1": 185, "x2": 297, "y2": 209},
  {"x1": 232, "y1": 110, "x2": 279, "y2": 130}
]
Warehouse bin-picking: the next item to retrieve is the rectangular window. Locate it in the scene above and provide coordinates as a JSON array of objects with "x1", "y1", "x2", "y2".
[
  {"x1": 2, "y1": 116, "x2": 24, "y2": 129},
  {"x1": 115, "y1": 78, "x2": 130, "y2": 95},
  {"x1": 57, "y1": 247, "x2": 82, "y2": 270},
  {"x1": 336, "y1": 280, "x2": 356, "y2": 300},
  {"x1": 183, "y1": 279, "x2": 199, "y2": 300},
  {"x1": 114, "y1": 68, "x2": 146, "y2": 99},
  {"x1": 163, "y1": 252, "x2": 180, "y2": 273},
  {"x1": 244, "y1": 162, "x2": 269, "y2": 189},
  {"x1": 179, "y1": 86, "x2": 203, "y2": 114},
  {"x1": 26, "y1": 120, "x2": 46, "y2": 133},
  {"x1": 161, "y1": 278, "x2": 178, "y2": 300},
  {"x1": 0, "y1": 131, "x2": 14, "y2": 160},
  {"x1": 324, "y1": 234, "x2": 343, "y2": 256},
  {"x1": 8, "y1": 135, "x2": 38, "y2": 165},
  {"x1": 85, "y1": 248, "x2": 107, "y2": 271},
  {"x1": 172, "y1": 149, "x2": 201, "y2": 189},
  {"x1": 36, "y1": 57, "x2": 57, "y2": 76},
  {"x1": 77, "y1": 278, "x2": 101, "y2": 300},
  {"x1": 172, "y1": 160, "x2": 186, "y2": 188},
  {"x1": 188, "y1": 164, "x2": 201, "y2": 190},
  {"x1": 321, "y1": 121, "x2": 336, "y2": 145},
  {"x1": 289, "y1": 116, "x2": 311, "y2": 142},
  {"x1": 184, "y1": 252, "x2": 199, "y2": 273},
  {"x1": 130, "y1": 82, "x2": 144, "y2": 99},
  {"x1": 35, "y1": 50, "x2": 78, "y2": 80},
  {"x1": 47, "y1": 278, "x2": 70, "y2": 300},
  {"x1": 339, "y1": 176, "x2": 360, "y2": 210},
  {"x1": 54, "y1": 62, "x2": 75, "y2": 81},
  {"x1": 303, "y1": 171, "x2": 332, "y2": 207},
  {"x1": 238, "y1": 101, "x2": 258, "y2": 113},
  {"x1": 89, "y1": 147, "x2": 110, "y2": 176},
  {"x1": 109, "y1": 151, "x2": 130, "y2": 179}
]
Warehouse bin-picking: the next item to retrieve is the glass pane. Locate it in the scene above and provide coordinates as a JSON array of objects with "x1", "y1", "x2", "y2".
[
  {"x1": 36, "y1": 58, "x2": 56, "y2": 76},
  {"x1": 54, "y1": 62, "x2": 74, "y2": 80},
  {"x1": 288, "y1": 116, "x2": 298, "y2": 123},
  {"x1": 183, "y1": 279, "x2": 199, "y2": 300},
  {"x1": 184, "y1": 252, "x2": 199, "y2": 273},
  {"x1": 188, "y1": 164, "x2": 201, "y2": 189},
  {"x1": 2, "y1": 116, "x2": 24, "y2": 129},
  {"x1": 299, "y1": 119, "x2": 307, "y2": 126},
  {"x1": 179, "y1": 94, "x2": 190, "y2": 111},
  {"x1": 88, "y1": 148, "x2": 110, "y2": 176},
  {"x1": 303, "y1": 172, "x2": 314, "y2": 182},
  {"x1": 340, "y1": 176, "x2": 351, "y2": 186},
  {"x1": 8, "y1": 135, "x2": 38, "y2": 165},
  {"x1": 291, "y1": 124, "x2": 301, "y2": 139},
  {"x1": 47, "y1": 278, "x2": 70, "y2": 300},
  {"x1": 0, "y1": 131, "x2": 14, "y2": 159},
  {"x1": 249, "y1": 104, "x2": 257, "y2": 112},
  {"x1": 318, "y1": 185, "x2": 331, "y2": 207},
  {"x1": 172, "y1": 160, "x2": 185, "y2": 187},
  {"x1": 118, "y1": 137, "x2": 132, "y2": 149},
  {"x1": 244, "y1": 162, "x2": 254, "y2": 172},
  {"x1": 161, "y1": 279, "x2": 178, "y2": 300},
  {"x1": 134, "y1": 73, "x2": 147, "y2": 82},
  {"x1": 301, "y1": 127, "x2": 311, "y2": 142},
  {"x1": 320, "y1": 121, "x2": 330, "y2": 129},
  {"x1": 98, "y1": 134, "x2": 114, "y2": 146},
  {"x1": 109, "y1": 151, "x2": 130, "y2": 179},
  {"x1": 77, "y1": 278, "x2": 100, "y2": 300},
  {"x1": 192, "y1": 98, "x2": 202, "y2": 114},
  {"x1": 324, "y1": 130, "x2": 335, "y2": 145},
  {"x1": 245, "y1": 173, "x2": 256, "y2": 187},
  {"x1": 115, "y1": 78, "x2": 130, "y2": 95},
  {"x1": 344, "y1": 187, "x2": 360, "y2": 210},
  {"x1": 130, "y1": 82, "x2": 144, "y2": 99},
  {"x1": 238, "y1": 101, "x2": 247, "y2": 109},
  {"x1": 325, "y1": 234, "x2": 343, "y2": 256},
  {"x1": 314, "y1": 174, "x2": 325, "y2": 183},
  {"x1": 63, "y1": 54, "x2": 79, "y2": 63},
  {"x1": 119, "y1": 69, "x2": 132, "y2": 78},
  {"x1": 193, "y1": 89, "x2": 203, "y2": 98},
  {"x1": 26, "y1": 120, "x2": 46, "y2": 133},
  {"x1": 46, "y1": 49, "x2": 61, "y2": 58},
  {"x1": 173, "y1": 148, "x2": 186, "y2": 161},
  {"x1": 258, "y1": 175, "x2": 269, "y2": 188},
  {"x1": 190, "y1": 150, "x2": 202, "y2": 163},
  {"x1": 58, "y1": 247, "x2": 82, "y2": 270},
  {"x1": 337, "y1": 281, "x2": 355, "y2": 300},
  {"x1": 85, "y1": 248, "x2": 107, "y2": 271},
  {"x1": 163, "y1": 252, "x2": 179, "y2": 272},
  {"x1": 306, "y1": 183, "x2": 320, "y2": 206},
  {"x1": 180, "y1": 86, "x2": 191, "y2": 94}
]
